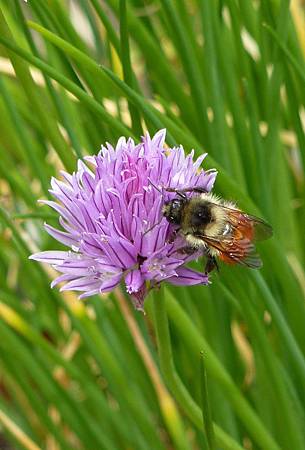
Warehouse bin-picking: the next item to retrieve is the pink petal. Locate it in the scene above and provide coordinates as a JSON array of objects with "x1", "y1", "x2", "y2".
[
  {"x1": 167, "y1": 267, "x2": 208, "y2": 286},
  {"x1": 29, "y1": 251, "x2": 70, "y2": 264}
]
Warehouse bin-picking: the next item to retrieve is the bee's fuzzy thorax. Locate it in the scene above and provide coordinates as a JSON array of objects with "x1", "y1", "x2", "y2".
[
  {"x1": 199, "y1": 192, "x2": 222, "y2": 204},
  {"x1": 199, "y1": 193, "x2": 236, "y2": 238},
  {"x1": 163, "y1": 191, "x2": 239, "y2": 254},
  {"x1": 199, "y1": 192, "x2": 237, "y2": 210},
  {"x1": 205, "y1": 204, "x2": 227, "y2": 237}
]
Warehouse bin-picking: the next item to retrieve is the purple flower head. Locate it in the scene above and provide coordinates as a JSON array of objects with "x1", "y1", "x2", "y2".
[{"x1": 30, "y1": 130, "x2": 216, "y2": 309}]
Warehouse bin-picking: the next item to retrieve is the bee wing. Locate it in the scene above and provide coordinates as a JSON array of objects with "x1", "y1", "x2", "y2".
[
  {"x1": 198, "y1": 235, "x2": 263, "y2": 269},
  {"x1": 242, "y1": 214, "x2": 273, "y2": 241},
  {"x1": 224, "y1": 208, "x2": 273, "y2": 242}
]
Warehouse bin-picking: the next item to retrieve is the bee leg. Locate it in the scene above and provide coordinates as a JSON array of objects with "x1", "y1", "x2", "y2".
[
  {"x1": 165, "y1": 186, "x2": 208, "y2": 197},
  {"x1": 204, "y1": 255, "x2": 219, "y2": 274},
  {"x1": 167, "y1": 228, "x2": 179, "y2": 244},
  {"x1": 175, "y1": 246, "x2": 196, "y2": 255},
  {"x1": 191, "y1": 187, "x2": 209, "y2": 194}
]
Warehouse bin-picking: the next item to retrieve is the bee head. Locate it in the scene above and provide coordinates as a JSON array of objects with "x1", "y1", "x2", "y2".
[
  {"x1": 190, "y1": 203, "x2": 212, "y2": 227},
  {"x1": 162, "y1": 198, "x2": 185, "y2": 224}
]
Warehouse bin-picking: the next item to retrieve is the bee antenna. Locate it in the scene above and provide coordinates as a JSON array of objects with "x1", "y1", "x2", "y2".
[
  {"x1": 144, "y1": 179, "x2": 165, "y2": 236},
  {"x1": 147, "y1": 178, "x2": 163, "y2": 195},
  {"x1": 143, "y1": 217, "x2": 164, "y2": 236}
]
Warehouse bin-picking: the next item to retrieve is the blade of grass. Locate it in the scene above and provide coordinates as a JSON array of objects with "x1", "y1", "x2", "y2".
[
  {"x1": 1, "y1": 355, "x2": 72, "y2": 450},
  {"x1": 250, "y1": 271, "x2": 305, "y2": 390},
  {"x1": 0, "y1": 75, "x2": 50, "y2": 195},
  {"x1": 238, "y1": 278, "x2": 305, "y2": 450},
  {"x1": 0, "y1": 321, "x2": 107, "y2": 449},
  {"x1": 162, "y1": 288, "x2": 281, "y2": 450},
  {"x1": 159, "y1": 0, "x2": 210, "y2": 145},
  {"x1": 67, "y1": 301, "x2": 166, "y2": 449},
  {"x1": 115, "y1": 289, "x2": 192, "y2": 450},
  {"x1": 147, "y1": 287, "x2": 280, "y2": 450},
  {"x1": 200, "y1": 352, "x2": 216, "y2": 450},
  {"x1": 0, "y1": 5, "x2": 75, "y2": 171},
  {"x1": 104, "y1": 0, "x2": 198, "y2": 133},
  {"x1": 0, "y1": 302, "x2": 144, "y2": 450},
  {"x1": 199, "y1": 0, "x2": 230, "y2": 169},
  {"x1": 119, "y1": 0, "x2": 142, "y2": 135},
  {"x1": 89, "y1": 0, "x2": 120, "y2": 55},
  {"x1": 263, "y1": 23, "x2": 305, "y2": 91},
  {"x1": 0, "y1": 34, "x2": 133, "y2": 138},
  {"x1": 13, "y1": 0, "x2": 84, "y2": 160},
  {"x1": 0, "y1": 408, "x2": 40, "y2": 450}
]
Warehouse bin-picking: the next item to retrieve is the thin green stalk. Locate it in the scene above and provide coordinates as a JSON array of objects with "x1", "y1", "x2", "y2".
[
  {"x1": 11, "y1": 212, "x2": 57, "y2": 220},
  {"x1": 199, "y1": 0, "x2": 230, "y2": 168},
  {"x1": 149, "y1": 288, "x2": 255, "y2": 450},
  {"x1": 0, "y1": 35, "x2": 132, "y2": 138},
  {"x1": 264, "y1": 0, "x2": 291, "y2": 193},
  {"x1": 159, "y1": 0, "x2": 210, "y2": 145},
  {"x1": 119, "y1": 0, "x2": 142, "y2": 135},
  {"x1": 242, "y1": 78, "x2": 271, "y2": 215},
  {"x1": 27, "y1": 5, "x2": 120, "y2": 104},
  {"x1": 78, "y1": 0, "x2": 105, "y2": 59},
  {"x1": 0, "y1": 76, "x2": 49, "y2": 196},
  {"x1": 239, "y1": 281, "x2": 305, "y2": 450},
  {"x1": 0, "y1": 321, "x2": 106, "y2": 449},
  {"x1": 284, "y1": 66, "x2": 305, "y2": 183},
  {"x1": 13, "y1": 0, "x2": 83, "y2": 160},
  {"x1": 89, "y1": 0, "x2": 120, "y2": 55},
  {"x1": 1, "y1": 355, "x2": 72, "y2": 450},
  {"x1": 27, "y1": 21, "x2": 168, "y2": 140},
  {"x1": 68, "y1": 305, "x2": 165, "y2": 448},
  {"x1": 200, "y1": 353, "x2": 216, "y2": 450},
  {"x1": 264, "y1": 23, "x2": 305, "y2": 85},
  {"x1": 0, "y1": 5, "x2": 75, "y2": 171},
  {"x1": 162, "y1": 289, "x2": 281, "y2": 450},
  {"x1": 0, "y1": 148, "x2": 37, "y2": 208},
  {"x1": 105, "y1": 0, "x2": 198, "y2": 132},
  {"x1": 250, "y1": 271, "x2": 305, "y2": 391},
  {"x1": 0, "y1": 302, "x2": 144, "y2": 449}
]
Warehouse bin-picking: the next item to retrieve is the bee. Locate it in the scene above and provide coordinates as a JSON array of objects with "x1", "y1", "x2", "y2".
[{"x1": 162, "y1": 186, "x2": 273, "y2": 274}]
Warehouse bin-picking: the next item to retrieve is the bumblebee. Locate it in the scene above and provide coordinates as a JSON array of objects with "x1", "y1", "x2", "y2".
[{"x1": 162, "y1": 186, "x2": 273, "y2": 274}]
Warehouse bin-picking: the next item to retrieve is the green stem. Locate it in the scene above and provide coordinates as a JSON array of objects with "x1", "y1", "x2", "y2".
[
  {"x1": 239, "y1": 282, "x2": 305, "y2": 450},
  {"x1": 251, "y1": 271, "x2": 305, "y2": 391},
  {"x1": 119, "y1": 0, "x2": 142, "y2": 136},
  {"x1": 0, "y1": 34, "x2": 132, "y2": 139},
  {"x1": 163, "y1": 289, "x2": 281, "y2": 450},
  {"x1": 200, "y1": 352, "x2": 216, "y2": 450},
  {"x1": 149, "y1": 288, "x2": 245, "y2": 450}
]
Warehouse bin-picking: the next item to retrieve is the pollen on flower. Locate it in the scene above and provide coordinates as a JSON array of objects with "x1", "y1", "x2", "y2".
[{"x1": 29, "y1": 129, "x2": 216, "y2": 310}]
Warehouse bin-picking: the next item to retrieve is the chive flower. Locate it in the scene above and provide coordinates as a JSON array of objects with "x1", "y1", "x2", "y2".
[{"x1": 30, "y1": 130, "x2": 216, "y2": 309}]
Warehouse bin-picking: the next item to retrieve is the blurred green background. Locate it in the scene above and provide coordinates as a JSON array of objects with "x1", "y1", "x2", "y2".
[{"x1": 0, "y1": 1, "x2": 305, "y2": 449}]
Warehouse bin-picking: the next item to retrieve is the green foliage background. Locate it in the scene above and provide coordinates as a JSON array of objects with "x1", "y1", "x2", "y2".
[{"x1": 0, "y1": 1, "x2": 304, "y2": 449}]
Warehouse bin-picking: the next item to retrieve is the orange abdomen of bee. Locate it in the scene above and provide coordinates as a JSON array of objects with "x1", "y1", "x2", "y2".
[{"x1": 219, "y1": 253, "x2": 236, "y2": 265}]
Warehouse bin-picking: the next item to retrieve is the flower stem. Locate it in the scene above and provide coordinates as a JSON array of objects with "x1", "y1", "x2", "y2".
[
  {"x1": 251, "y1": 271, "x2": 305, "y2": 391},
  {"x1": 161, "y1": 288, "x2": 281, "y2": 450},
  {"x1": 200, "y1": 352, "x2": 216, "y2": 450},
  {"x1": 149, "y1": 287, "x2": 245, "y2": 450},
  {"x1": 115, "y1": 289, "x2": 192, "y2": 450}
]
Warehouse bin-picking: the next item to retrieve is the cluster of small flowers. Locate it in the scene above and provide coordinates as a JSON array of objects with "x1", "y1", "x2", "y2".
[{"x1": 30, "y1": 130, "x2": 216, "y2": 309}]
